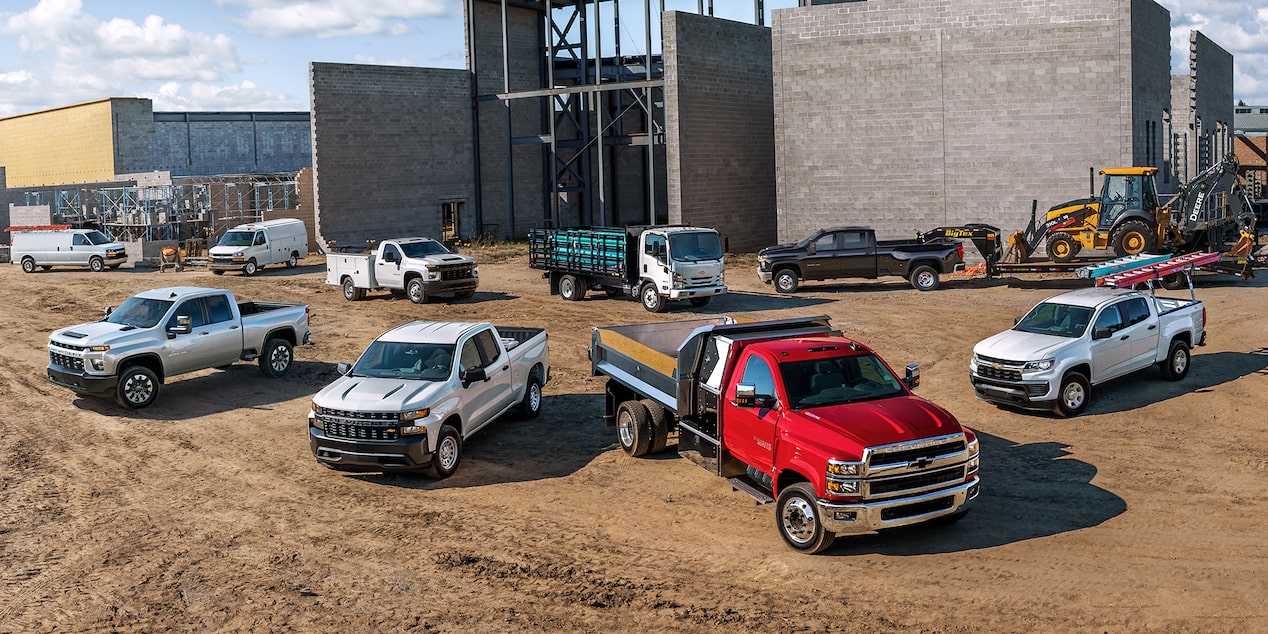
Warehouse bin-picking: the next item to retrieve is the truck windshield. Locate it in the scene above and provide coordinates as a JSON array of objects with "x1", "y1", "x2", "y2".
[
  {"x1": 350, "y1": 341, "x2": 456, "y2": 381},
  {"x1": 1014, "y1": 303, "x2": 1093, "y2": 338},
  {"x1": 399, "y1": 240, "x2": 451, "y2": 258},
  {"x1": 669, "y1": 232, "x2": 723, "y2": 262},
  {"x1": 218, "y1": 231, "x2": 254, "y2": 247},
  {"x1": 83, "y1": 230, "x2": 112, "y2": 245},
  {"x1": 780, "y1": 354, "x2": 905, "y2": 409},
  {"x1": 105, "y1": 297, "x2": 174, "y2": 329}
]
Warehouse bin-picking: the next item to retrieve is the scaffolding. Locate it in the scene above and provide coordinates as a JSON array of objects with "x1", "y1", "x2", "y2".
[
  {"x1": 469, "y1": 0, "x2": 769, "y2": 233},
  {"x1": 20, "y1": 173, "x2": 299, "y2": 243}
]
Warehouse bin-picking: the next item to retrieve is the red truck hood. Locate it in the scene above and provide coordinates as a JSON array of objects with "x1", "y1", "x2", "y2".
[{"x1": 794, "y1": 395, "x2": 962, "y2": 449}]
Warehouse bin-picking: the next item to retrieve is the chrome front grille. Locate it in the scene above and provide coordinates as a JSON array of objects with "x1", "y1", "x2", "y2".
[
  {"x1": 869, "y1": 465, "x2": 966, "y2": 496},
  {"x1": 318, "y1": 408, "x2": 399, "y2": 422},
  {"x1": 51, "y1": 340, "x2": 87, "y2": 352},
  {"x1": 976, "y1": 365, "x2": 1022, "y2": 382},
  {"x1": 868, "y1": 437, "x2": 966, "y2": 470}
]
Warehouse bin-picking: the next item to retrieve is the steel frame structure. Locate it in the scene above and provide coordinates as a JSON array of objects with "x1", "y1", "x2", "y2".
[{"x1": 468, "y1": 0, "x2": 768, "y2": 234}]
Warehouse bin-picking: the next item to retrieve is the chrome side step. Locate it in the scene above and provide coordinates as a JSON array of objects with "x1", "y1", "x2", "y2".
[{"x1": 727, "y1": 476, "x2": 774, "y2": 504}]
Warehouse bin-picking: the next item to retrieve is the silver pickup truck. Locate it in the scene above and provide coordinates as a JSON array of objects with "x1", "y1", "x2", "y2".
[
  {"x1": 309, "y1": 321, "x2": 549, "y2": 478},
  {"x1": 48, "y1": 286, "x2": 313, "y2": 409},
  {"x1": 970, "y1": 286, "x2": 1205, "y2": 417}
]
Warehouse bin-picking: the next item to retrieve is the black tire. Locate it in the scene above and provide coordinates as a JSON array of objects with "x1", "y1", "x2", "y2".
[
  {"x1": 287, "y1": 253, "x2": 298, "y2": 268},
  {"x1": 559, "y1": 274, "x2": 586, "y2": 301},
  {"x1": 776, "y1": 482, "x2": 836, "y2": 554},
  {"x1": 115, "y1": 365, "x2": 160, "y2": 409},
  {"x1": 212, "y1": 269, "x2": 225, "y2": 276},
  {"x1": 407, "y1": 278, "x2": 428, "y2": 304},
  {"x1": 454, "y1": 289, "x2": 475, "y2": 300},
  {"x1": 342, "y1": 278, "x2": 366, "y2": 301},
  {"x1": 389, "y1": 288, "x2": 407, "y2": 297},
  {"x1": 640, "y1": 283, "x2": 666, "y2": 313},
  {"x1": 20, "y1": 257, "x2": 36, "y2": 273},
  {"x1": 616, "y1": 400, "x2": 652, "y2": 456},
  {"x1": 259, "y1": 338, "x2": 293, "y2": 377},
  {"x1": 1161, "y1": 273, "x2": 1187, "y2": 291},
  {"x1": 517, "y1": 375, "x2": 542, "y2": 418},
  {"x1": 1110, "y1": 219, "x2": 1154, "y2": 258},
  {"x1": 909, "y1": 265, "x2": 940, "y2": 291},
  {"x1": 689, "y1": 297, "x2": 711, "y2": 308},
  {"x1": 1047, "y1": 234, "x2": 1079, "y2": 263},
  {"x1": 1054, "y1": 371, "x2": 1090, "y2": 417},
  {"x1": 429, "y1": 425, "x2": 462, "y2": 479},
  {"x1": 1162, "y1": 340, "x2": 1190, "y2": 381},
  {"x1": 773, "y1": 268, "x2": 800, "y2": 294},
  {"x1": 640, "y1": 399, "x2": 671, "y2": 454},
  {"x1": 243, "y1": 259, "x2": 258, "y2": 276},
  {"x1": 41, "y1": 265, "x2": 53, "y2": 271},
  {"x1": 89, "y1": 256, "x2": 105, "y2": 273}
]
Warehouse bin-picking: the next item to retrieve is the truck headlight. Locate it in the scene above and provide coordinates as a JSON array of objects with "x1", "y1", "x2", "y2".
[
  {"x1": 673, "y1": 273, "x2": 685, "y2": 286},
  {"x1": 90, "y1": 345, "x2": 110, "y2": 352},
  {"x1": 472, "y1": 267, "x2": 479, "y2": 278},
  {"x1": 826, "y1": 479, "x2": 860, "y2": 494},
  {"x1": 400, "y1": 425, "x2": 427, "y2": 436},
  {"x1": 827, "y1": 459, "x2": 862, "y2": 476},
  {"x1": 1023, "y1": 359, "x2": 1055, "y2": 371},
  {"x1": 425, "y1": 266, "x2": 439, "y2": 280},
  {"x1": 401, "y1": 408, "x2": 430, "y2": 421}
]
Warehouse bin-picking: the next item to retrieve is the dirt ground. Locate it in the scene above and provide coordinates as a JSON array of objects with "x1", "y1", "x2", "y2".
[{"x1": 2, "y1": 245, "x2": 1266, "y2": 633}]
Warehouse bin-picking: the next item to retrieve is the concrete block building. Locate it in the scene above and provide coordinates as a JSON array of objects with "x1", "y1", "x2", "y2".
[{"x1": 769, "y1": 0, "x2": 1181, "y2": 242}]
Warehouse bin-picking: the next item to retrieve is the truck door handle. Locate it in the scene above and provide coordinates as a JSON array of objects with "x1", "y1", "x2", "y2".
[
  {"x1": 1148, "y1": 324, "x2": 1157, "y2": 330},
  {"x1": 230, "y1": 325, "x2": 239, "y2": 330},
  {"x1": 502, "y1": 366, "x2": 509, "y2": 371},
  {"x1": 1120, "y1": 334, "x2": 1130, "y2": 340}
]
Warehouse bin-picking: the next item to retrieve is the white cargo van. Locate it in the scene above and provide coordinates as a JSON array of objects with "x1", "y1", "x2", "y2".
[
  {"x1": 208, "y1": 218, "x2": 308, "y2": 276},
  {"x1": 10, "y1": 227, "x2": 129, "y2": 273}
]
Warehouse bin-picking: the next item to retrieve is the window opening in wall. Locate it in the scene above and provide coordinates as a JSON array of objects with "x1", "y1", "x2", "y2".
[{"x1": 441, "y1": 201, "x2": 463, "y2": 244}]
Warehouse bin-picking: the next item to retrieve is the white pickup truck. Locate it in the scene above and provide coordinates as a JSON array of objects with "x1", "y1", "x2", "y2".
[
  {"x1": 327, "y1": 237, "x2": 479, "y2": 304},
  {"x1": 47, "y1": 287, "x2": 313, "y2": 409},
  {"x1": 308, "y1": 321, "x2": 549, "y2": 477},
  {"x1": 970, "y1": 287, "x2": 1206, "y2": 416}
]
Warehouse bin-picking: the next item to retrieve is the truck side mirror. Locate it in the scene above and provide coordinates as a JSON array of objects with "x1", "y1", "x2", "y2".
[
  {"x1": 167, "y1": 315, "x2": 192, "y2": 338},
  {"x1": 336, "y1": 362, "x2": 351, "y2": 375},
  {"x1": 1013, "y1": 316, "x2": 1021, "y2": 326},
  {"x1": 1092, "y1": 327, "x2": 1113, "y2": 340},
  {"x1": 382, "y1": 251, "x2": 396, "y2": 263},
  {"x1": 734, "y1": 383, "x2": 775, "y2": 408},
  {"x1": 103, "y1": 306, "x2": 113, "y2": 318},
  {"x1": 460, "y1": 367, "x2": 487, "y2": 387},
  {"x1": 806, "y1": 243, "x2": 816, "y2": 255},
  {"x1": 903, "y1": 364, "x2": 921, "y2": 389}
]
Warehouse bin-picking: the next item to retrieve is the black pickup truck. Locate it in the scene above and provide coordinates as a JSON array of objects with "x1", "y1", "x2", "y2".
[{"x1": 757, "y1": 226, "x2": 964, "y2": 292}]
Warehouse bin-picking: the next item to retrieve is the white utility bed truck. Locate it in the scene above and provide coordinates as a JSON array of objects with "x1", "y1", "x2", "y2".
[{"x1": 327, "y1": 237, "x2": 478, "y2": 304}]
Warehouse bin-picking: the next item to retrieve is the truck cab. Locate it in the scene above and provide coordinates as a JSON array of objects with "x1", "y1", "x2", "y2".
[
  {"x1": 593, "y1": 316, "x2": 979, "y2": 553},
  {"x1": 636, "y1": 227, "x2": 726, "y2": 310}
]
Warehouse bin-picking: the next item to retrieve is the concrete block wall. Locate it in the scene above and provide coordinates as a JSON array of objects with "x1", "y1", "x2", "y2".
[
  {"x1": 309, "y1": 62, "x2": 475, "y2": 249},
  {"x1": 1189, "y1": 31, "x2": 1234, "y2": 177},
  {"x1": 771, "y1": 0, "x2": 1167, "y2": 243},
  {"x1": 152, "y1": 114, "x2": 312, "y2": 177},
  {"x1": 664, "y1": 11, "x2": 776, "y2": 253},
  {"x1": 110, "y1": 99, "x2": 156, "y2": 176},
  {"x1": 472, "y1": 1, "x2": 546, "y2": 238},
  {"x1": 1130, "y1": 0, "x2": 1171, "y2": 173}
]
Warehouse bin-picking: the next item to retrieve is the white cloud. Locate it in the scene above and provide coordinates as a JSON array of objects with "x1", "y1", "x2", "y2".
[
  {"x1": 221, "y1": 0, "x2": 454, "y2": 38},
  {"x1": 143, "y1": 80, "x2": 300, "y2": 111},
  {"x1": 0, "y1": 0, "x2": 248, "y2": 110},
  {"x1": 1159, "y1": 0, "x2": 1268, "y2": 103}
]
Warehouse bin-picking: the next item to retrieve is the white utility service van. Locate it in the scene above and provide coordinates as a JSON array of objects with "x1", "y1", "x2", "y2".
[
  {"x1": 10, "y1": 227, "x2": 129, "y2": 273},
  {"x1": 208, "y1": 218, "x2": 308, "y2": 276}
]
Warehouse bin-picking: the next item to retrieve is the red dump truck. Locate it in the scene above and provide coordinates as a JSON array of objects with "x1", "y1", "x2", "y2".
[{"x1": 591, "y1": 315, "x2": 980, "y2": 553}]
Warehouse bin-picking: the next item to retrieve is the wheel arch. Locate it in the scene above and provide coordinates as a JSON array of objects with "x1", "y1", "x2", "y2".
[
  {"x1": 117, "y1": 353, "x2": 166, "y2": 383},
  {"x1": 773, "y1": 466, "x2": 813, "y2": 500},
  {"x1": 263, "y1": 327, "x2": 298, "y2": 348}
]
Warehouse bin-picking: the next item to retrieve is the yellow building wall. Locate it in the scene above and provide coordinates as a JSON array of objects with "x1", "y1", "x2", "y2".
[{"x1": 0, "y1": 99, "x2": 118, "y2": 187}]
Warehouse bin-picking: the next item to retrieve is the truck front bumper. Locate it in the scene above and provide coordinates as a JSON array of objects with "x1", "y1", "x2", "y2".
[
  {"x1": 420, "y1": 277, "x2": 479, "y2": 295},
  {"x1": 757, "y1": 268, "x2": 773, "y2": 284},
  {"x1": 969, "y1": 371, "x2": 1056, "y2": 411},
  {"x1": 667, "y1": 284, "x2": 727, "y2": 300},
  {"x1": 309, "y1": 428, "x2": 433, "y2": 473},
  {"x1": 818, "y1": 476, "x2": 980, "y2": 534},
  {"x1": 47, "y1": 366, "x2": 118, "y2": 398}
]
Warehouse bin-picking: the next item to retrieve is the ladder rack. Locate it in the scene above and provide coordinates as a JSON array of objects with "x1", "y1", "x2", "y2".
[
  {"x1": 1092, "y1": 252, "x2": 1221, "y2": 288},
  {"x1": 1074, "y1": 253, "x2": 1172, "y2": 279}
]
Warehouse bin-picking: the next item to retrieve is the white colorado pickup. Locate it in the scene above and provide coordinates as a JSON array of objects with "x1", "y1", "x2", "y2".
[
  {"x1": 970, "y1": 287, "x2": 1206, "y2": 416},
  {"x1": 309, "y1": 321, "x2": 549, "y2": 477},
  {"x1": 327, "y1": 237, "x2": 478, "y2": 304}
]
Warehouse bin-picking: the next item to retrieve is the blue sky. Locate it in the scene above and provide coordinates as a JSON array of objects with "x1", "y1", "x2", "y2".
[{"x1": 0, "y1": 0, "x2": 1265, "y2": 117}]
